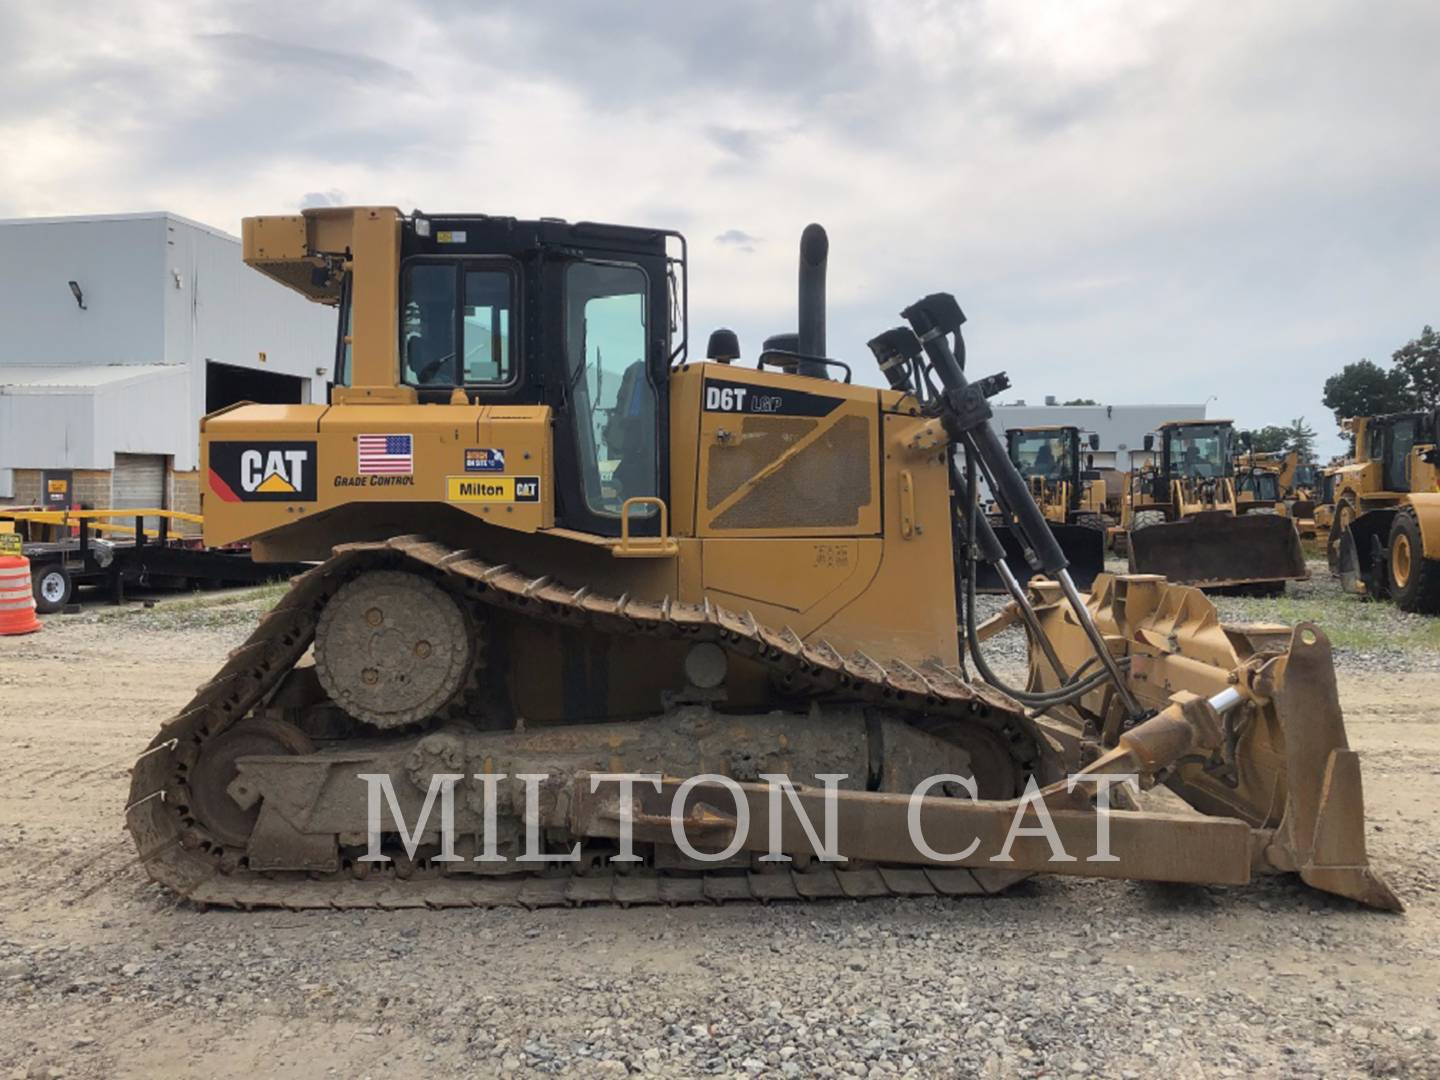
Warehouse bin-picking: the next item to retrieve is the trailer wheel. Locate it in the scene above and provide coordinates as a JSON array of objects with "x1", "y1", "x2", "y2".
[
  {"x1": 32, "y1": 564, "x2": 73, "y2": 613},
  {"x1": 1388, "y1": 509, "x2": 1440, "y2": 614}
]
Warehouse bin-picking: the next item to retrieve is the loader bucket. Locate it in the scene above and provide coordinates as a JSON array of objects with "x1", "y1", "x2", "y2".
[
  {"x1": 1336, "y1": 509, "x2": 1395, "y2": 599},
  {"x1": 1128, "y1": 510, "x2": 1306, "y2": 588},
  {"x1": 976, "y1": 521, "x2": 1104, "y2": 592}
]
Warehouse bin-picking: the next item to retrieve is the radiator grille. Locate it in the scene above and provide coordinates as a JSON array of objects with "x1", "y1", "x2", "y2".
[{"x1": 709, "y1": 414, "x2": 871, "y2": 530}]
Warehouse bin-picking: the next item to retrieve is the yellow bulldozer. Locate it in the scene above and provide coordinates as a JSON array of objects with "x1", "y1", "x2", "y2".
[
  {"x1": 1120, "y1": 420, "x2": 1307, "y2": 594},
  {"x1": 124, "y1": 206, "x2": 1397, "y2": 911},
  {"x1": 1328, "y1": 412, "x2": 1440, "y2": 613}
]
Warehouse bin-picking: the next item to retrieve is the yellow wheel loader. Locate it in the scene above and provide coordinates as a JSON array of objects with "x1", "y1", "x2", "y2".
[
  {"x1": 1234, "y1": 449, "x2": 1319, "y2": 538},
  {"x1": 1330, "y1": 412, "x2": 1440, "y2": 613},
  {"x1": 1121, "y1": 420, "x2": 1307, "y2": 595},
  {"x1": 124, "y1": 206, "x2": 1397, "y2": 911},
  {"x1": 977, "y1": 425, "x2": 1108, "y2": 591}
]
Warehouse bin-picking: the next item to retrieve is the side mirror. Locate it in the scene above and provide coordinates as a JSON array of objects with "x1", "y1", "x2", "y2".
[
  {"x1": 1143, "y1": 434, "x2": 1154, "y2": 452},
  {"x1": 1088, "y1": 433, "x2": 1100, "y2": 451}
]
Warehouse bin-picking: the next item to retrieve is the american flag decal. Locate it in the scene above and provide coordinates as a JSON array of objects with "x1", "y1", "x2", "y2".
[{"x1": 357, "y1": 433, "x2": 414, "y2": 475}]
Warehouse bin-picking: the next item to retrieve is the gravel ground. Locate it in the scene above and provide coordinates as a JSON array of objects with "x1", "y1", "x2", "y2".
[{"x1": 2, "y1": 577, "x2": 1438, "y2": 1079}]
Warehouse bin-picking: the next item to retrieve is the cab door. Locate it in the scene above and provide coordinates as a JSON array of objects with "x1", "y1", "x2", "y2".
[
  {"x1": 1383, "y1": 418, "x2": 1418, "y2": 492},
  {"x1": 547, "y1": 253, "x2": 671, "y2": 537}
]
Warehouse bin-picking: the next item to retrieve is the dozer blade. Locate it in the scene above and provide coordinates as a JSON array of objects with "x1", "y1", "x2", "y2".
[
  {"x1": 1022, "y1": 574, "x2": 1401, "y2": 910},
  {"x1": 1263, "y1": 623, "x2": 1401, "y2": 909},
  {"x1": 1128, "y1": 510, "x2": 1307, "y2": 588},
  {"x1": 976, "y1": 521, "x2": 1104, "y2": 592}
]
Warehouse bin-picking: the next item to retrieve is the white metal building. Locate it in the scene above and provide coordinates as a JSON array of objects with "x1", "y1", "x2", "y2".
[
  {"x1": 0, "y1": 212, "x2": 335, "y2": 511},
  {"x1": 989, "y1": 402, "x2": 1209, "y2": 472}
]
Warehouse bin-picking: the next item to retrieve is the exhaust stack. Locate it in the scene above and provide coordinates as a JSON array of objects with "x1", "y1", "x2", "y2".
[{"x1": 797, "y1": 223, "x2": 828, "y2": 378}]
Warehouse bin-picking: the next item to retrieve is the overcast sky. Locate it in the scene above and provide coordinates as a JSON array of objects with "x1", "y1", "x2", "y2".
[{"x1": 4, "y1": 0, "x2": 1436, "y2": 455}]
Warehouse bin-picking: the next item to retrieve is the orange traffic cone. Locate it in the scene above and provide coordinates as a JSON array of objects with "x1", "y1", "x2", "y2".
[{"x1": 0, "y1": 555, "x2": 42, "y2": 635}]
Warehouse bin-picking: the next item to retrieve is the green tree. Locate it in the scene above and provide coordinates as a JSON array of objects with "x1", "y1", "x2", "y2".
[
  {"x1": 1321, "y1": 359, "x2": 1411, "y2": 426},
  {"x1": 1285, "y1": 416, "x2": 1317, "y2": 463},
  {"x1": 1391, "y1": 325, "x2": 1440, "y2": 410},
  {"x1": 1238, "y1": 425, "x2": 1290, "y2": 453},
  {"x1": 1061, "y1": 397, "x2": 1098, "y2": 406}
]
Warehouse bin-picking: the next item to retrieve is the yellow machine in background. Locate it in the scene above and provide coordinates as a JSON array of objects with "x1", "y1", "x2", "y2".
[
  {"x1": 1234, "y1": 449, "x2": 1319, "y2": 538},
  {"x1": 1329, "y1": 412, "x2": 1440, "y2": 613},
  {"x1": 992, "y1": 425, "x2": 1107, "y2": 588},
  {"x1": 1005, "y1": 425, "x2": 1109, "y2": 528},
  {"x1": 1120, "y1": 420, "x2": 1307, "y2": 593},
  {"x1": 124, "y1": 206, "x2": 1397, "y2": 912}
]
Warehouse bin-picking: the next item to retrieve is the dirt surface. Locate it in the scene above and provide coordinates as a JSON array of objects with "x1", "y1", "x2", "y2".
[{"x1": 2, "y1": 590, "x2": 1439, "y2": 1079}]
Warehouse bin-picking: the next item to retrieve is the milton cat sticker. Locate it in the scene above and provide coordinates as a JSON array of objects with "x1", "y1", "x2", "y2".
[
  {"x1": 209, "y1": 441, "x2": 317, "y2": 502},
  {"x1": 446, "y1": 476, "x2": 540, "y2": 503}
]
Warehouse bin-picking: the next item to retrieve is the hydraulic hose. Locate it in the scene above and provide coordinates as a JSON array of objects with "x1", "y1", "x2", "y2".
[{"x1": 960, "y1": 450, "x2": 1123, "y2": 708}]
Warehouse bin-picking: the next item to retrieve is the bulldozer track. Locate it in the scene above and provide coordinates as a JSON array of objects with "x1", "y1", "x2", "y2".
[{"x1": 125, "y1": 535, "x2": 1042, "y2": 910}]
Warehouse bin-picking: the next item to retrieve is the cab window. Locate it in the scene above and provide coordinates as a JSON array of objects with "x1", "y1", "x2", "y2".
[
  {"x1": 400, "y1": 261, "x2": 515, "y2": 388},
  {"x1": 564, "y1": 262, "x2": 655, "y2": 516},
  {"x1": 1167, "y1": 424, "x2": 1231, "y2": 478},
  {"x1": 1009, "y1": 431, "x2": 1071, "y2": 480}
]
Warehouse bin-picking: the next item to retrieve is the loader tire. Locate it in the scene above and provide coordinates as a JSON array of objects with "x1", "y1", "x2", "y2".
[
  {"x1": 1075, "y1": 513, "x2": 1107, "y2": 532},
  {"x1": 1131, "y1": 510, "x2": 1166, "y2": 532},
  {"x1": 1247, "y1": 506, "x2": 1278, "y2": 515},
  {"x1": 1387, "y1": 509, "x2": 1440, "y2": 614}
]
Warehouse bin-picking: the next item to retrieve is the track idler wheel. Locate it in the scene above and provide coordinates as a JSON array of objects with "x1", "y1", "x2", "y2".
[
  {"x1": 189, "y1": 718, "x2": 314, "y2": 848},
  {"x1": 315, "y1": 570, "x2": 477, "y2": 729}
]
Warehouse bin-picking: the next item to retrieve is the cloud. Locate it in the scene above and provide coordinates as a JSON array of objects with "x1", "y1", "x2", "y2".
[
  {"x1": 715, "y1": 228, "x2": 760, "y2": 253},
  {"x1": 298, "y1": 190, "x2": 347, "y2": 210},
  {"x1": 197, "y1": 31, "x2": 412, "y2": 86},
  {"x1": 2, "y1": 0, "x2": 1437, "y2": 454}
]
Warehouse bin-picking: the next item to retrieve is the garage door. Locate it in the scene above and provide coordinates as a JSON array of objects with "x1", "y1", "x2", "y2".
[{"x1": 112, "y1": 453, "x2": 168, "y2": 533}]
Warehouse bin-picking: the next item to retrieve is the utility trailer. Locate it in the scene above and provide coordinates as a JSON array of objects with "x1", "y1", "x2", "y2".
[{"x1": 0, "y1": 507, "x2": 305, "y2": 612}]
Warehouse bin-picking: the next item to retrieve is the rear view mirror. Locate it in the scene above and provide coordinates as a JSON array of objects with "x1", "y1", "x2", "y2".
[
  {"x1": 1088, "y1": 433, "x2": 1100, "y2": 451},
  {"x1": 1143, "y1": 434, "x2": 1154, "y2": 452}
]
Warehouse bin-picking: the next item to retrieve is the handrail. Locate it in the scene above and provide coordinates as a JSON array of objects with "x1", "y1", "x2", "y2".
[
  {"x1": 615, "y1": 497, "x2": 678, "y2": 558},
  {"x1": 0, "y1": 508, "x2": 204, "y2": 526}
]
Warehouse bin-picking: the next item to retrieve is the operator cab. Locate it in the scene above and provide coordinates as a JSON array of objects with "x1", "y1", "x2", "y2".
[
  {"x1": 1365, "y1": 411, "x2": 1439, "y2": 494},
  {"x1": 1160, "y1": 421, "x2": 1234, "y2": 481},
  {"x1": 1235, "y1": 469, "x2": 1280, "y2": 502},
  {"x1": 1007, "y1": 427, "x2": 1076, "y2": 483},
  {"x1": 333, "y1": 214, "x2": 686, "y2": 537}
]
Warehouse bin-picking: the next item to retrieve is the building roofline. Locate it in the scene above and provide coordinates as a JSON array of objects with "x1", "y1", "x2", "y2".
[{"x1": 0, "y1": 211, "x2": 239, "y2": 243}]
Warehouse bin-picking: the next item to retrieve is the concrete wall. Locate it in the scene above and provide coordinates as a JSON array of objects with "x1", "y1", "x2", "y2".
[{"x1": 11, "y1": 468, "x2": 113, "y2": 509}]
